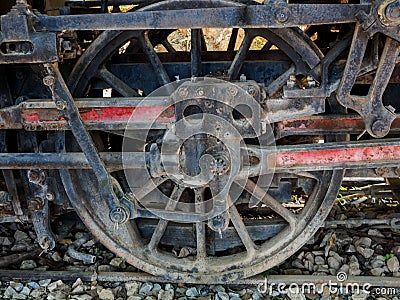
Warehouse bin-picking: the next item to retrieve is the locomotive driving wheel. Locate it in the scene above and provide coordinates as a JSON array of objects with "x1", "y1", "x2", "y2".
[{"x1": 61, "y1": 0, "x2": 344, "y2": 282}]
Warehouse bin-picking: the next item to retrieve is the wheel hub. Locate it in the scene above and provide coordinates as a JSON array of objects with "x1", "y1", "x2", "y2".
[
  {"x1": 209, "y1": 154, "x2": 230, "y2": 176},
  {"x1": 124, "y1": 78, "x2": 269, "y2": 223}
]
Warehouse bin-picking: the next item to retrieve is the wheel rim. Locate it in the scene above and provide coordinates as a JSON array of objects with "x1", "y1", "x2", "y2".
[{"x1": 61, "y1": 0, "x2": 343, "y2": 283}]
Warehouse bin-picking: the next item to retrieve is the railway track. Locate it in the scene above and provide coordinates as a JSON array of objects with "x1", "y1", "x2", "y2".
[
  {"x1": 0, "y1": 270, "x2": 399, "y2": 288},
  {"x1": 1, "y1": 179, "x2": 400, "y2": 298}
]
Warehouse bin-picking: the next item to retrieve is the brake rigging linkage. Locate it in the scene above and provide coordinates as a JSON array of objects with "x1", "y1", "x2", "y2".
[
  {"x1": 336, "y1": 0, "x2": 400, "y2": 138},
  {"x1": 41, "y1": 63, "x2": 131, "y2": 229},
  {"x1": 26, "y1": 169, "x2": 56, "y2": 250}
]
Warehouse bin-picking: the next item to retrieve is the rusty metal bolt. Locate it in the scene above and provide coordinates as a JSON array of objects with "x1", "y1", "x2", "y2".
[
  {"x1": 178, "y1": 87, "x2": 188, "y2": 98},
  {"x1": 287, "y1": 75, "x2": 296, "y2": 88},
  {"x1": 385, "y1": 0, "x2": 400, "y2": 23},
  {"x1": 227, "y1": 86, "x2": 238, "y2": 97},
  {"x1": 306, "y1": 75, "x2": 316, "y2": 88},
  {"x1": 28, "y1": 197, "x2": 43, "y2": 212},
  {"x1": 43, "y1": 75, "x2": 55, "y2": 87},
  {"x1": 109, "y1": 205, "x2": 130, "y2": 224},
  {"x1": 210, "y1": 216, "x2": 225, "y2": 229},
  {"x1": 275, "y1": 8, "x2": 289, "y2": 23},
  {"x1": 371, "y1": 119, "x2": 388, "y2": 137},
  {"x1": 375, "y1": 167, "x2": 390, "y2": 177},
  {"x1": 28, "y1": 170, "x2": 45, "y2": 185},
  {"x1": 196, "y1": 88, "x2": 204, "y2": 97},
  {"x1": 55, "y1": 100, "x2": 67, "y2": 110},
  {"x1": 62, "y1": 40, "x2": 72, "y2": 51},
  {"x1": 247, "y1": 85, "x2": 257, "y2": 97},
  {"x1": 205, "y1": 100, "x2": 213, "y2": 108},
  {"x1": 46, "y1": 193, "x2": 54, "y2": 201},
  {"x1": 39, "y1": 236, "x2": 53, "y2": 250},
  {"x1": 125, "y1": 192, "x2": 136, "y2": 201},
  {"x1": 208, "y1": 213, "x2": 229, "y2": 233},
  {"x1": 240, "y1": 74, "x2": 247, "y2": 82},
  {"x1": 209, "y1": 154, "x2": 230, "y2": 176}
]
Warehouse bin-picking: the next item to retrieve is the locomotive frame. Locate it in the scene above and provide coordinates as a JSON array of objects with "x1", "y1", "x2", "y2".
[{"x1": 1, "y1": 0, "x2": 400, "y2": 282}]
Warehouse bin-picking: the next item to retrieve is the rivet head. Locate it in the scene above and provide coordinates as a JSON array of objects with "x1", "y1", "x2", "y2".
[{"x1": 276, "y1": 8, "x2": 290, "y2": 23}]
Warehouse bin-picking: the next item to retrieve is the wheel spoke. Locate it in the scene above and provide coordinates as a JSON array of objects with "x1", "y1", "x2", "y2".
[
  {"x1": 139, "y1": 31, "x2": 170, "y2": 85},
  {"x1": 148, "y1": 185, "x2": 183, "y2": 250},
  {"x1": 134, "y1": 176, "x2": 168, "y2": 201},
  {"x1": 161, "y1": 40, "x2": 176, "y2": 53},
  {"x1": 227, "y1": 28, "x2": 239, "y2": 51},
  {"x1": 228, "y1": 30, "x2": 253, "y2": 80},
  {"x1": 96, "y1": 66, "x2": 140, "y2": 97},
  {"x1": 264, "y1": 64, "x2": 295, "y2": 97},
  {"x1": 261, "y1": 40, "x2": 273, "y2": 51},
  {"x1": 191, "y1": 29, "x2": 202, "y2": 77},
  {"x1": 243, "y1": 180, "x2": 297, "y2": 227},
  {"x1": 194, "y1": 188, "x2": 207, "y2": 258},
  {"x1": 228, "y1": 198, "x2": 256, "y2": 255}
]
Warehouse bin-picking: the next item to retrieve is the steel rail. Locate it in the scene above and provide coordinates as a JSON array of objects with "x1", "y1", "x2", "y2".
[
  {"x1": 0, "y1": 270, "x2": 398, "y2": 287},
  {"x1": 36, "y1": 4, "x2": 370, "y2": 31}
]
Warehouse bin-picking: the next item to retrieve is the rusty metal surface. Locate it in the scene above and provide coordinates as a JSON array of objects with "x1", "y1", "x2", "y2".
[
  {"x1": 53, "y1": 10, "x2": 345, "y2": 282},
  {"x1": 3, "y1": 0, "x2": 400, "y2": 284},
  {"x1": 0, "y1": 2, "x2": 58, "y2": 64},
  {"x1": 5, "y1": 98, "x2": 400, "y2": 135},
  {"x1": 336, "y1": 24, "x2": 400, "y2": 138},
  {"x1": 277, "y1": 114, "x2": 400, "y2": 137},
  {"x1": 36, "y1": 4, "x2": 370, "y2": 31},
  {"x1": 2, "y1": 138, "x2": 400, "y2": 173},
  {"x1": 270, "y1": 139, "x2": 400, "y2": 172}
]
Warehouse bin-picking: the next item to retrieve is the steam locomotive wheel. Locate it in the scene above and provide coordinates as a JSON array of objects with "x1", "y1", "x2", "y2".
[{"x1": 61, "y1": 1, "x2": 344, "y2": 282}]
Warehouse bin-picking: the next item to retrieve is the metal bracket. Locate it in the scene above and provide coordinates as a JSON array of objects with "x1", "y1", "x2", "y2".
[
  {"x1": 42, "y1": 63, "x2": 121, "y2": 223},
  {"x1": 0, "y1": 2, "x2": 57, "y2": 64},
  {"x1": 357, "y1": 0, "x2": 400, "y2": 42},
  {"x1": 336, "y1": 23, "x2": 400, "y2": 138},
  {"x1": 27, "y1": 169, "x2": 56, "y2": 250},
  {"x1": 173, "y1": 79, "x2": 262, "y2": 138}
]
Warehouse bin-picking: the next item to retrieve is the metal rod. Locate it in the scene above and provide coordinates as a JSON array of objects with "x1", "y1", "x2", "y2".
[
  {"x1": 1, "y1": 138, "x2": 400, "y2": 173},
  {"x1": 191, "y1": 29, "x2": 202, "y2": 77},
  {"x1": 0, "y1": 152, "x2": 144, "y2": 170},
  {"x1": 6, "y1": 97, "x2": 400, "y2": 133},
  {"x1": 37, "y1": 4, "x2": 370, "y2": 31}
]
